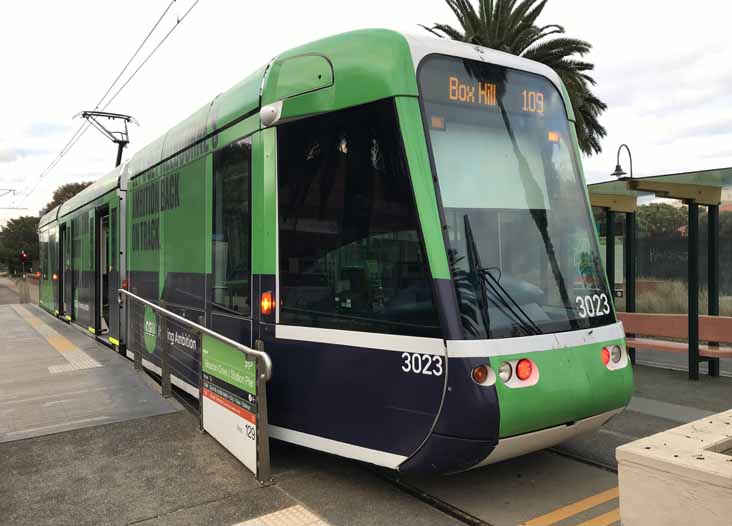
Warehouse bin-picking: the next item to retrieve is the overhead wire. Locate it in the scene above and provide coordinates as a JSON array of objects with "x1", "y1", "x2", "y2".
[
  {"x1": 93, "y1": 0, "x2": 177, "y2": 111},
  {"x1": 24, "y1": 0, "x2": 200, "y2": 201},
  {"x1": 28, "y1": 1, "x2": 177, "y2": 192},
  {"x1": 101, "y1": 0, "x2": 201, "y2": 112}
]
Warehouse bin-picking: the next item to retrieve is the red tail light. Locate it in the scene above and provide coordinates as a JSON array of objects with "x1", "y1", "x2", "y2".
[
  {"x1": 516, "y1": 359, "x2": 533, "y2": 381},
  {"x1": 601, "y1": 347, "x2": 611, "y2": 365},
  {"x1": 122, "y1": 279, "x2": 129, "y2": 290}
]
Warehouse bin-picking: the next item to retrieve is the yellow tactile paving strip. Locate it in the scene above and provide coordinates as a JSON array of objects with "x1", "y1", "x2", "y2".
[
  {"x1": 521, "y1": 487, "x2": 620, "y2": 526},
  {"x1": 10, "y1": 305, "x2": 102, "y2": 373},
  {"x1": 234, "y1": 505, "x2": 331, "y2": 526}
]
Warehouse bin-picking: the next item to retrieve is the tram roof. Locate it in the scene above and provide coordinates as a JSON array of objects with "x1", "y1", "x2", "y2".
[
  {"x1": 56, "y1": 29, "x2": 572, "y2": 216},
  {"x1": 58, "y1": 168, "x2": 122, "y2": 218},
  {"x1": 588, "y1": 166, "x2": 732, "y2": 211},
  {"x1": 39, "y1": 205, "x2": 60, "y2": 229}
]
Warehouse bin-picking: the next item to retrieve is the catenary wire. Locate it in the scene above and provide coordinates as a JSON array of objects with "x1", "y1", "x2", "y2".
[{"x1": 24, "y1": 0, "x2": 199, "y2": 201}]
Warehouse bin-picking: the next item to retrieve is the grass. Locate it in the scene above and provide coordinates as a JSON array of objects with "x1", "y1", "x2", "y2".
[{"x1": 615, "y1": 279, "x2": 732, "y2": 316}]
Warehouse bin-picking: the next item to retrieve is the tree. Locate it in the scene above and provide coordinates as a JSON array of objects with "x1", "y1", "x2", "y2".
[
  {"x1": 422, "y1": 0, "x2": 607, "y2": 155},
  {"x1": 636, "y1": 203, "x2": 687, "y2": 238},
  {"x1": 39, "y1": 181, "x2": 92, "y2": 216},
  {"x1": 0, "y1": 216, "x2": 40, "y2": 274}
]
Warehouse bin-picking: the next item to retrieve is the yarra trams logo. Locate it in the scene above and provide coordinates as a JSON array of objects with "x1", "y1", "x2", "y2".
[{"x1": 143, "y1": 306, "x2": 158, "y2": 354}]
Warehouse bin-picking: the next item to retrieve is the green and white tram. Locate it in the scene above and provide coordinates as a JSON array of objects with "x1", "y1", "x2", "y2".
[{"x1": 38, "y1": 29, "x2": 633, "y2": 474}]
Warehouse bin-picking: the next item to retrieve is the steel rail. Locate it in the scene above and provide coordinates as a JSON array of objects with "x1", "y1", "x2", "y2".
[{"x1": 118, "y1": 288, "x2": 272, "y2": 380}]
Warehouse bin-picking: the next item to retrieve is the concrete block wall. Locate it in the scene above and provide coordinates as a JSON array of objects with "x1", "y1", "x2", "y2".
[{"x1": 617, "y1": 409, "x2": 732, "y2": 526}]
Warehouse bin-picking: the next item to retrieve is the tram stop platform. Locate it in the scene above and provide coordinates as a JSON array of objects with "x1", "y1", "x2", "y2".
[{"x1": 1, "y1": 296, "x2": 731, "y2": 526}]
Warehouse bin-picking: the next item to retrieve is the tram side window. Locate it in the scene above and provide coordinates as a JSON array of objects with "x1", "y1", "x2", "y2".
[
  {"x1": 211, "y1": 138, "x2": 252, "y2": 317},
  {"x1": 277, "y1": 98, "x2": 441, "y2": 337}
]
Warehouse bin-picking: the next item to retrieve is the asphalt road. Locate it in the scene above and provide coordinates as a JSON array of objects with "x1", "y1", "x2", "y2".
[{"x1": 0, "y1": 278, "x2": 19, "y2": 305}]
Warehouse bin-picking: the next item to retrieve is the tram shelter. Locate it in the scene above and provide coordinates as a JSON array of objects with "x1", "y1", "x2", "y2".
[{"x1": 588, "y1": 167, "x2": 732, "y2": 380}]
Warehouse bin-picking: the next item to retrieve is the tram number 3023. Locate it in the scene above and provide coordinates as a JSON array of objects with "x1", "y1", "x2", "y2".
[
  {"x1": 575, "y1": 293, "x2": 611, "y2": 318},
  {"x1": 401, "y1": 353, "x2": 444, "y2": 376}
]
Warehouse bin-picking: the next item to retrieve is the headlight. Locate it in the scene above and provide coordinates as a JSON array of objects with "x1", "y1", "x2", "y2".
[
  {"x1": 611, "y1": 345, "x2": 623, "y2": 363},
  {"x1": 498, "y1": 362, "x2": 512, "y2": 382}
]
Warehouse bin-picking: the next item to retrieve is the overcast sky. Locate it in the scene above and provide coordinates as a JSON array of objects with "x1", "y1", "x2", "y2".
[{"x1": 1, "y1": 1, "x2": 731, "y2": 225}]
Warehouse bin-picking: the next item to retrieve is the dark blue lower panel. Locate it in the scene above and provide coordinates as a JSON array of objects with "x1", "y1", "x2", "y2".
[
  {"x1": 432, "y1": 357, "x2": 501, "y2": 440},
  {"x1": 263, "y1": 330, "x2": 444, "y2": 458},
  {"x1": 398, "y1": 432, "x2": 496, "y2": 475}
]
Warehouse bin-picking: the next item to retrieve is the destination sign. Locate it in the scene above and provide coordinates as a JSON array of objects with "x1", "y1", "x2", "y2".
[
  {"x1": 447, "y1": 75, "x2": 545, "y2": 115},
  {"x1": 419, "y1": 55, "x2": 564, "y2": 119}
]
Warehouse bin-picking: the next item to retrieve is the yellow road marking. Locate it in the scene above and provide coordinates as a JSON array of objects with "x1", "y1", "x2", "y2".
[
  {"x1": 12, "y1": 306, "x2": 78, "y2": 353},
  {"x1": 579, "y1": 507, "x2": 620, "y2": 526},
  {"x1": 47, "y1": 335, "x2": 77, "y2": 353},
  {"x1": 25, "y1": 316, "x2": 44, "y2": 328},
  {"x1": 521, "y1": 487, "x2": 619, "y2": 526}
]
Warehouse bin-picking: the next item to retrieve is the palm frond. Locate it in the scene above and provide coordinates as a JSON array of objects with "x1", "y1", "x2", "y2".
[
  {"x1": 425, "y1": 0, "x2": 607, "y2": 155},
  {"x1": 421, "y1": 23, "x2": 466, "y2": 41}
]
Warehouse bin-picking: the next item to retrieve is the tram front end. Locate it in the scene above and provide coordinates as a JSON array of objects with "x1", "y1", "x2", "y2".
[{"x1": 399, "y1": 47, "x2": 633, "y2": 474}]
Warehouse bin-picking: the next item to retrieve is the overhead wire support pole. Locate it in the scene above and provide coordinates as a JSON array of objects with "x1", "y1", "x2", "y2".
[{"x1": 75, "y1": 111, "x2": 138, "y2": 167}]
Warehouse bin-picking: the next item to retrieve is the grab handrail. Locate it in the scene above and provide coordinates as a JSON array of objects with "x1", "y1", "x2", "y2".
[{"x1": 118, "y1": 288, "x2": 272, "y2": 381}]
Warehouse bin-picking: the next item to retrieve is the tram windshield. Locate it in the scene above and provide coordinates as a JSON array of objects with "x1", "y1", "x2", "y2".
[{"x1": 419, "y1": 55, "x2": 613, "y2": 339}]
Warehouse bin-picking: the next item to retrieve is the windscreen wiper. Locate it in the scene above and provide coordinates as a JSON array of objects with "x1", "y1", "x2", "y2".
[
  {"x1": 463, "y1": 215, "x2": 540, "y2": 337},
  {"x1": 463, "y1": 215, "x2": 493, "y2": 338},
  {"x1": 479, "y1": 268, "x2": 542, "y2": 335}
]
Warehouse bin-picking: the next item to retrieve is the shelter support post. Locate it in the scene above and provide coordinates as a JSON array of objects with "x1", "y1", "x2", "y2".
[
  {"x1": 707, "y1": 204, "x2": 721, "y2": 377},
  {"x1": 606, "y1": 209, "x2": 615, "y2": 294},
  {"x1": 624, "y1": 211, "x2": 636, "y2": 364},
  {"x1": 688, "y1": 202, "x2": 700, "y2": 380}
]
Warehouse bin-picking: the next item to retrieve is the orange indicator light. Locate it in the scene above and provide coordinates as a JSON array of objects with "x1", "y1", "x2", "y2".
[
  {"x1": 261, "y1": 291, "x2": 274, "y2": 316},
  {"x1": 472, "y1": 365, "x2": 489, "y2": 384},
  {"x1": 431, "y1": 115, "x2": 445, "y2": 130},
  {"x1": 548, "y1": 131, "x2": 560, "y2": 143}
]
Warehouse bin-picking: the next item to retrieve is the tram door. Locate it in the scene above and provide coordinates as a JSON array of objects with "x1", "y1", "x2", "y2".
[
  {"x1": 58, "y1": 224, "x2": 66, "y2": 316},
  {"x1": 96, "y1": 209, "x2": 111, "y2": 335},
  {"x1": 207, "y1": 137, "x2": 253, "y2": 349},
  {"x1": 62, "y1": 223, "x2": 72, "y2": 320}
]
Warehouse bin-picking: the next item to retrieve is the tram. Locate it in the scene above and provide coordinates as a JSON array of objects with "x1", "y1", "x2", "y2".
[{"x1": 37, "y1": 29, "x2": 633, "y2": 474}]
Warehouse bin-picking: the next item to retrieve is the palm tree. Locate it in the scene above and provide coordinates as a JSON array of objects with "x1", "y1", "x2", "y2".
[{"x1": 422, "y1": 0, "x2": 606, "y2": 155}]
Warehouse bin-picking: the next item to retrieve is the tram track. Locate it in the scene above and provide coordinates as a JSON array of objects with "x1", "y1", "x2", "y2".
[
  {"x1": 364, "y1": 466, "x2": 496, "y2": 526},
  {"x1": 548, "y1": 447, "x2": 618, "y2": 474},
  {"x1": 363, "y1": 445, "x2": 619, "y2": 526}
]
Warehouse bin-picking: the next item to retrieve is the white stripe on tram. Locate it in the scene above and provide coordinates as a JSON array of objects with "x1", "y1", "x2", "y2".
[
  {"x1": 126, "y1": 350, "x2": 200, "y2": 398},
  {"x1": 447, "y1": 322, "x2": 625, "y2": 358},
  {"x1": 268, "y1": 424, "x2": 407, "y2": 469},
  {"x1": 275, "y1": 324, "x2": 446, "y2": 355}
]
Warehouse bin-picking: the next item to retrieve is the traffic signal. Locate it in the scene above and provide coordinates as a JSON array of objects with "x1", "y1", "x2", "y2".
[{"x1": 19, "y1": 250, "x2": 28, "y2": 262}]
